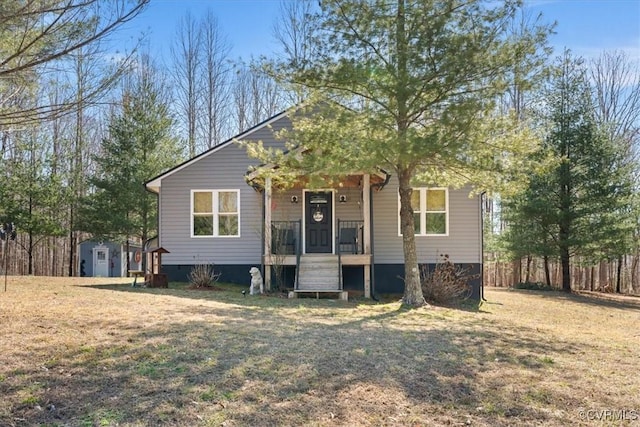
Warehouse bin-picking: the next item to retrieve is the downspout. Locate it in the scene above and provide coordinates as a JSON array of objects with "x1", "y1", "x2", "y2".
[
  {"x1": 369, "y1": 171, "x2": 390, "y2": 302},
  {"x1": 480, "y1": 191, "x2": 487, "y2": 302},
  {"x1": 143, "y1": 183, "x2": 160, "y2": 275},
  {"x1": 261, "y1": 187, "x2": 266, "y2": 283}
]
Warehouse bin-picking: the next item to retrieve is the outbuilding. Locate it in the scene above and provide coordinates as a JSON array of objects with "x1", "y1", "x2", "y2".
[{"x1": 78, "y1": 240, "x2": 142, "y2": 278}]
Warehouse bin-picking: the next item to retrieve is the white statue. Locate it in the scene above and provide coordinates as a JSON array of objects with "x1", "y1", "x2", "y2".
[{"x1": 249, "y1": 267, "x2": 264, "y2": 295}]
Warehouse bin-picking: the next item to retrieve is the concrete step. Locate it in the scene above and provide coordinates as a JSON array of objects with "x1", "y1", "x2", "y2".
[{"x1": 290, "y1": 290, "x2": 349, "y2": 301}]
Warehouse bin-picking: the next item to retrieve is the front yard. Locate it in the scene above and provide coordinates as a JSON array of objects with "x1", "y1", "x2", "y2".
[{"x1": 0, "y1": 277, "x2": 638, "y2": 426}]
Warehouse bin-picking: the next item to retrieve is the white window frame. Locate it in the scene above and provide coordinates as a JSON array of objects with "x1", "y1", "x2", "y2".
[
  {"x1": 398, "y1": 187, "x2": 449, "y2": 236},
  {"x1": 191, "y1": 189, "x2": 241, "y2": 238}
]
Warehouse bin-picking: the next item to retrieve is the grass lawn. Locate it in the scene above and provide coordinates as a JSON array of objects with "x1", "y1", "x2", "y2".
[{"x1": 1, "y1": 277, "x2": 639, "y2": 426}]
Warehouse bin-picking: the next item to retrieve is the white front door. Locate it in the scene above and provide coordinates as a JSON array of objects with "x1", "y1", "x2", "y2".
[{"x1": 93, "y1": 247, "x2": 109, "y2": 277}]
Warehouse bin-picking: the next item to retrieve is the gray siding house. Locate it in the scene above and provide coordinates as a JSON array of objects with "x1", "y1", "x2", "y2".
[{"x1": 145, "y1": 111, "x2": 483, "y2": 299}]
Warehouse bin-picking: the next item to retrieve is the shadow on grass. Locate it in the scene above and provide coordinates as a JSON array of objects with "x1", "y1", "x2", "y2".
[
  {"x1": 80, "y1": 282, "x2": 369, "y2": 311},
  {"x1": 89, "y1": 283, "x2": 487, "y2": 315},
  {"x1": 491, "y1": 286, "x2": 640, "y2": 312},
  {"x1": 2, "y1": 292, "x2": 584, "y2": 426}
]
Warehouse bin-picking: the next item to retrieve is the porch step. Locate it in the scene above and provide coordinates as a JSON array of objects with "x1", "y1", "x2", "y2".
[
  {"x1": 297, "y1": 254, "x2": 340, "y2": 290},
  {"x1": 289, "y1": 290, "x2": 348, "y2": 301}
]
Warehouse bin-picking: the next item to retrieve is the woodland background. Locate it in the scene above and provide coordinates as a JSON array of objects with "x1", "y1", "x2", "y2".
[{"x1": 1, "y1": 1, "x2": 638, "y2": 295}]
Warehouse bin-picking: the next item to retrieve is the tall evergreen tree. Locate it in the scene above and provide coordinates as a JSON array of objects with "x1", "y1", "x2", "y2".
[
  {"x1": 255, "y1": 0, "x2": 551, "y2": 306},
  {"x1": 591, "y1": 50, "x2": 640, "y2": 292},
  {"x1": 0, "y1": 130, "x2": 66, "y2": 274},
  {"x1": 78, "y1": 56, "x2": 182, "y2": 258},
  {"x1": 503, "y1": 51, "x2": 636, "y2": 292}
]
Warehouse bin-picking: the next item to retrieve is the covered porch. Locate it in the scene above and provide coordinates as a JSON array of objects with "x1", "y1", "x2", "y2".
[{"x1": 249, "y1": 171, "x2": 389, "y2": 298}]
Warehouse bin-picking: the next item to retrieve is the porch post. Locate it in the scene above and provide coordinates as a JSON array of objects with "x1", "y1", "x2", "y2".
[
  {"x1": 363, "y1": 173, "x2": 371, "y2": 298},
  {"x1": 264, "y1": 177, "x2": 272, "y2": 291}
]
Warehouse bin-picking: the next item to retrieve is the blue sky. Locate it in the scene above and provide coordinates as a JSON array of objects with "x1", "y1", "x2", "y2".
[{"x1": 120, "y1": 0, "x2": 640, "y2": 63}]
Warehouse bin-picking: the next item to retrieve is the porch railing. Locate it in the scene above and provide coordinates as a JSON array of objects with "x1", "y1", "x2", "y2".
[
  {"x1": 271, "y1": 221, "x2": 300, "y2": 255},
  {"x1": 271, "y1": 220, "x2": 301, "y2": 289},
  {"x1": 337, "y1": 219, "x2": 364, "y2": 289}
]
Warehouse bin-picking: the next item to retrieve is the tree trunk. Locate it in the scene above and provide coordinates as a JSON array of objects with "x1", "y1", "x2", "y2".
[
  {"x1": 398, "y1": 169, "x2": 425, "y2": 307},
  {"x1": 28, "y1": 231, "x2": 33, "y2": 275},
  {"x1": 512, "y1": 258, "x2": 521, "y2": 285},
  {"x1": 631, "y1": 252, "x2": 639, "y2": 291},
  {"x1": 616, "y1": 256, "x2": 622, "y2": 293},
  {"x1": 125, "y1": 239, "x2": 130, "y2": 277},
  {"x1": 544, "y1": 255, "x2": 551, "y2": 288},
  {"x1": 393, "y1": 0, "x2": 423, "y2": 307},
  {"x1": 68, "y1": 212, "x2": 76, "y2": 277},
  {"x1": 560, "y1": 248, "x2": 571, "y2": 292}
]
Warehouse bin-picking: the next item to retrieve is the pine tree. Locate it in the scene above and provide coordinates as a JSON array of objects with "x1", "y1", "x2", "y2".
[
  {"x1": 256, "y1": 0, "x2": 552, "y2": 306},
  {"x1": 503, "y1": 51, "x2": 636, "y2": 292},
  {"x1": 78, "y1": 56, "x2": 182, "y2": 258},
  {"x1": 0, "y1": 130, "x2": 66, "y2": 274}
]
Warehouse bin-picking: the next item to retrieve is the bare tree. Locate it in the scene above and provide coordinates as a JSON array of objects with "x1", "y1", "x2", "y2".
[
  {"x1": 232, "y1": 62, "x2": 284, "y2": 133},
  {"x1": 501, "y1": 9, "x2": 552, "y2": 120},
  {"x1": 0, "y1": 0, "x2": 148, "y2": 128},
  {"x1": 272, "y1": 0, "x2": 316, "y2": 104},
  {"x1": 591, "y1": 51, "x2": 640, "y2": 163},
  {"x1": 251, "y1": 65, "x2": 282, "y2": 124},
  {"x1": 232, "y1": 63, "x2": 251, "y2": 134},
  {"x1": 591, "y1": 50, "x2": 640, "y2": 292},
  {"x1": 66, "y1": 41, "x2": 123, "y2": 276},
  {"x1": 44, "y1": 81, "x2": 74, "y2": 276},
  {"x1": 499, "y1": 9, "x2": 554, "y2": 285},
  {"x1": 171, "y1": 12, "x2": 201, "y2": 157},
  {"x1": 198, "y1": 11, "x2": 232, "y2": 149}
]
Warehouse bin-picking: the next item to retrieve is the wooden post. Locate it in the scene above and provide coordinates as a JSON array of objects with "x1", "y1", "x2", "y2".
[
  {"x1": 264, "y1": 177, "x2": 272, "y2": 291},
  {"x1": 364, "y1": 265, "x2": 371, "y2": 299},
  {"x1": 363, "y1": 174, "x2": 371, "y2": 254},
  {"x1": 363, "y1": 174, "x2": 371, "y2": 298}
]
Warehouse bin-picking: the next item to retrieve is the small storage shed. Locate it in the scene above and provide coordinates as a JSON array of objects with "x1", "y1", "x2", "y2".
[{"x1": 78, "y1": 240, "x2": 143, "y2": 277}]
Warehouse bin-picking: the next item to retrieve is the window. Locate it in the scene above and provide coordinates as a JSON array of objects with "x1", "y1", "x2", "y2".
[
  {"x1": 399, "y1": 188, "x2": 448, "y2": 236},
  {"x1": 192, "y1": 190, "x2": 240, "y2": 237}
]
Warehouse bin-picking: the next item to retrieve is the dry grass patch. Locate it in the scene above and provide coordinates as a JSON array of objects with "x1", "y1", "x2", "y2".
[{"x1": 0, "y1": 277, "x2": 639, "y2": 426}]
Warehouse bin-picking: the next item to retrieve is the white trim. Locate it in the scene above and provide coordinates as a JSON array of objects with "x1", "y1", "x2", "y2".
[
  {"x1": 146, "y1": 110, "x2": 290, "y2": 192},
  {"x1": 397, "y1": 187, "x2": 449, "y2": 237},
  {"x1": 302, "y1": 189, "x2": 336, "y2": 254},
  {"x1": 190, "y1": 189, "x2": 241, "y2": 238},
  {"x1": 264, "y1": 177, "x2": 272, "y2": 257}
]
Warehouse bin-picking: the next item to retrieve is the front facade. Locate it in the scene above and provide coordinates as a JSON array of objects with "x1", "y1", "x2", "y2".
[{"x1": 145, "y1": 112, "x2": 483, "y2": 299}]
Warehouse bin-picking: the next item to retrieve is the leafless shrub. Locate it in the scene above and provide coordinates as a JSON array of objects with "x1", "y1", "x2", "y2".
[
  {"x1": 189, "y1": 263, "x2": 221, "y2": 288},
  {"x1": 421, "y1": 254, "x2": 477, "y2": 304}
]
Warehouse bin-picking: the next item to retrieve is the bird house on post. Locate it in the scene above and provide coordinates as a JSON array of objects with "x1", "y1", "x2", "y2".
[{"x1": 144, "y1": 246, "x2": 170, "y2": 288}]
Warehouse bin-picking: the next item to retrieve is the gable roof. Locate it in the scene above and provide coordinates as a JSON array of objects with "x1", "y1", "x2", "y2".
[{"x1": 145, "y1": 109, "x2": 290, "y2": 193}]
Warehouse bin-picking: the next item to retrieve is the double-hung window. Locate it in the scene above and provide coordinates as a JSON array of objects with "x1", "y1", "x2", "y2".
[
  {"x1": 399, "y1": 188, "x2": 448, "y2": 236},
  {"x1": 192, "y1": 190, "x2": 240, "y2": 237}
]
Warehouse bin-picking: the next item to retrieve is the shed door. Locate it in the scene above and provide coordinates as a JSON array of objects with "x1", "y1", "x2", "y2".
[
  {"x1": 305, "y1": 191, "x2": 333, "y2": 253},
  {"x1": 93, "y1": 247, "x2": 109, "y2": 277}
]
